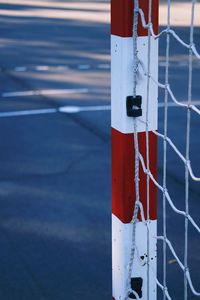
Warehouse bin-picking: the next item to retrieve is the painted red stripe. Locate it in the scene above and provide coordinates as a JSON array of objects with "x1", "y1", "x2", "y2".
[
  {"x1": 112, "y1": 128, "x2": 157, "y2": 224},
  {"x1": 111, "y1": 0, "x2": 159, "y2": 37}
]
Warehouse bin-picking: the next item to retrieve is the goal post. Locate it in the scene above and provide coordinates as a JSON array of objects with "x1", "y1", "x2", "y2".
[{"x1": 111, "y1": 0, "x2": 159, "y2": 299}]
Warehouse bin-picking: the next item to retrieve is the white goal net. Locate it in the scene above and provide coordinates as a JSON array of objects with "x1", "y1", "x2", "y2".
[{"x1": 129, "y1": 0, "x2": 200, "y2": 299}]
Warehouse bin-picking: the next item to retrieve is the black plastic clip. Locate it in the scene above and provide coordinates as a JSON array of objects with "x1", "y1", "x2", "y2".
[
  {"x1": 129, "y1": 277, "x2": 143, "y2": 299},
  {"x1": 126, "y1": 95, "x2": 142, "y2": 118}
]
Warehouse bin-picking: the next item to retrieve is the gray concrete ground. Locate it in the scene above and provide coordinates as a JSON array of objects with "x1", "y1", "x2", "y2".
[{"x1": 0, "y1": 1, "x2": 200, "y2": 299}]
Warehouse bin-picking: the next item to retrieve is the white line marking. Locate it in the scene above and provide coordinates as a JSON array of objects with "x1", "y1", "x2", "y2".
[
  {"x1": 1, "y1": 88, "x2": 88, "y2": 98},
  {"x1": 56, "y1": 65, "x2": 70, "y2": 70},
  {"x1": 59, "y1": 106, "x2": 82, "y2": 113},
  {"x1": 0, "y1": 108, "x2": 57, "y2": 118},
  {"x1": 97, "y1": 64, "x2": 110, "y2": 69},
  {"x1": 35, "y1": 66, "x2": 50, "y2": 71},
  {"x1": 59, "y1": 105, "x2": 111, "y2": 113},
  {"x1": 77, "y1": 64, "x2": 90, "y2": 70},
  {"x1": 177, "y1": 61, "x2": 188, "y2": 67},
  {"x1": 14, "y1": 67, "x2": 27, "y2": 72},
  {"x1": 6, "y1": 64, "x2": 112, "y2": 73},
  {"x1": 59, "y1": 101, "x2": 200, "y2": 113},
  {"x1": 158, "y1": 61, "x2": 198, "y2": 68},
  {"x1": 1, "y1": 101, "x2": 200, "y2": 118},
  {"x1": 2, "y1": 91, "x2": 36, "y2": 97},
  {"x1": 159, "y1": 62, "x2": 167, "y2": 67}
]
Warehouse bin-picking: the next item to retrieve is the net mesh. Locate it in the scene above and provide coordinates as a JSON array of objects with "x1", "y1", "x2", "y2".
[{"x1": 129, "y1": 0, "x2": 200, "y2": 299}]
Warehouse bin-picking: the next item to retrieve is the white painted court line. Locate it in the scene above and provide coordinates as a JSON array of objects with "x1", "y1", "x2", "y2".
[
  {"x1": 9, "y1": 61, "x2": 200, "y2": 74},
  {"x1": 0, "y1": 106, "x2": 110, "y2": 118},
  {"x1": 5, "y1": 64, "x2": 112, "y2": 73},
  {"x1": 97, "y1": 64, "x2": 110, "y2": 69},
  {"x1": 13, "y1": 65, "x2": 70, "y2": 72},
  {"x1": 35, "y1": 66, "x2": 50, "y2": 71},
  {"x1": 0, "y1": 108, "x2": 57, "y2": 118},
  {"x1": 14, "y1": 67, "x2": 28, "y2": 72},
  {"x1": 1, "y1": 88, "x2": 88, "y2": 98},
  {"x1": 56, "y1": 65, "x2": 70, "y2": 70},
  {"x1": 59, "y1": 105, "x2": 111, "y2": 113},
  {"x1": 77, "y1": 64, "x2": 90, "y2": 70},
  {"x1": 159, "y1": 61, "x2": 200, "y2": 68},
  {"x1": 0, "y1": 101, "x2": 200, "y2": 118},
  {"x1": 59, "y1": 101, "x2": 200, "y2": 113}
]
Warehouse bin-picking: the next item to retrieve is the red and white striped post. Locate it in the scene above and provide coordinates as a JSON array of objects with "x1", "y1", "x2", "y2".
[{"x1": 111, "y1": 0, "x2": 159, "y2": 299}]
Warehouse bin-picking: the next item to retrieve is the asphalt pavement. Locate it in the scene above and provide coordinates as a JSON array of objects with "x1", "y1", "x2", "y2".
[{"x1": 0, "y1": 1, "x2": 200, "y2": 300}]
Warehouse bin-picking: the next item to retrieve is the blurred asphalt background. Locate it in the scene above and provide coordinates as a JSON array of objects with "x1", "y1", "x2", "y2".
[{"x1": 0, "y1": 1, "x2": 200, "y2": 299}]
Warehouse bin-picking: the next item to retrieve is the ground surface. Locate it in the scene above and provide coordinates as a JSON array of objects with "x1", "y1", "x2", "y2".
[{"x1": 0, "y1": 1, "x2": 200, "y2": 299}]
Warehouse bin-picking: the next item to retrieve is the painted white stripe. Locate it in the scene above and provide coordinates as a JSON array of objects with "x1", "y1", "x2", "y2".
[
  {"x1": 111, "y1": 35, "x2": 158, "y2": 134},
  {"x1": 112, "y1": 214, "x2": 157, "y2": 300},
  {"x1": 0, "y1": 101, "x2": 197, "y2": 119},
  {"x1": 56, "y1": 65, "x2": 70, "y2": 70},
  {"x1": 11, "y1": 61, "x2": 200, "y2": 74},
  {"x1": 0, "y1": 108, "x2": 57, "y2": 118},
  {"x1": 0, "y1": 106, "x2": 110, "y2": 118},
  {"x1": 59, "y1": 102, "x2": 200, "y2": 113},
  {"x1": 77, "y1": 64, "x2": 90, "y2": 70},
  {"x1": 1, "y1": 88, "x2": 88, "y2": 98},
  {"x1": 97, "y1": 64, "x2": 110, "y2": 69},
  {"x1": 59, "y1": 105, "x2": 111, "y2": 113},
  {"x1": 13, "y1": 65, "x2": 70, "y2": 72},
  {"x1": 159, "y1": 62, "x2": 167, "y2": 67},
  {"x1": 14, "y1": 67, "x2": 27, "y2": 72},
  {"x1": 35, "y1": 66, "x2": 50, "y2": 71},
  {"x1": 159, "y1": 61, "x2": 200, "y2": 68},
  {"x1": 8, "y1": 64, "x2": 111, "y2": 73},
  {"x1": 2, "y1": 91, "x2": 37, "y2": 97}
]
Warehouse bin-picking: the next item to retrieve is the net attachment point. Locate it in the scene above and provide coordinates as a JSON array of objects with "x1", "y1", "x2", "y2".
[
  {"x1": 126, "y1": 95, "x2": 142, "y2": 118},
  {"x1": 129, "y1": 277, "x2": 143, "y2": 299}
]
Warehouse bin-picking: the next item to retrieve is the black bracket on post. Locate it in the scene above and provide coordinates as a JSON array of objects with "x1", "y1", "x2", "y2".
[
  {"x1": 129, "y1": 277, "x2": 143, "y2": 299},
  {"x1": 126, "y1": 95, "x2": 142, "y2": 118}
]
